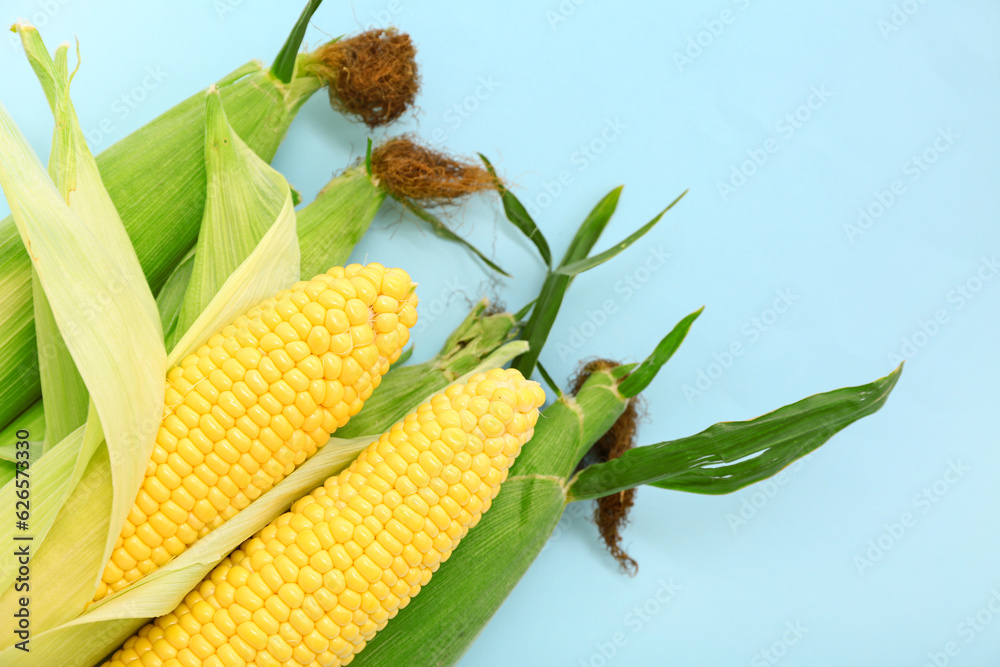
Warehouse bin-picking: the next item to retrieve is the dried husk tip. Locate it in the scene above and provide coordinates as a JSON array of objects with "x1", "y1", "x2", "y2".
[
  {"x1": 305, "y1": 28, "x2": 419, "y2": 128},
  {"x1": 370, "y1": 136, "x2": 499, "y2": 206},
  {"x1": 571, "y1": 359, "x2": 643, "y2": 575}
]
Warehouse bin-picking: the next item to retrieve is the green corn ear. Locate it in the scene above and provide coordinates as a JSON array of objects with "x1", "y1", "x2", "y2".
[{"x1": 351, "y1": 367, "x2": 627, "y2": 666}]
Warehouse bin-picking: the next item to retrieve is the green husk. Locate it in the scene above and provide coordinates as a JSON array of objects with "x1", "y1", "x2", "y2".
[
  {"x1": 166, "y1": 87, "x2": 297, "y2": 347},
  {"x1": 0, "y1": 403, "x2": 43, "y2": 464},
  {"x1": 27, "y1": 38, "x2": 87, "y2": 452},
  {"x1": 297, "y1": 165, "x2": 386, "y2": 280},
  {"x1": 32, "y1": 272, "x2": 87, "y2": 450},
  {"x1": 0, "y1": 15, "x2": 337, "y2": 434}
]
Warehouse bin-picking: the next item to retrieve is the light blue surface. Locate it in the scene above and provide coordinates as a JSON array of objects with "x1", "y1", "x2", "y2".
[{"x1": 1, "y1": 1, "x2": 998, "y2": 665}]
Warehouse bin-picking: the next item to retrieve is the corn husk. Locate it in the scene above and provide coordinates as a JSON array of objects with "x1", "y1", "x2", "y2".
[
  {"x1": 297, "y1": 165, "x2": 386, "y2": 280},
  {"x1": 0, "y1": 28, "x2": 165, "y2": 615},
  {"x1": 353, "y1": 342, "x2": 902, "y2": 666}
]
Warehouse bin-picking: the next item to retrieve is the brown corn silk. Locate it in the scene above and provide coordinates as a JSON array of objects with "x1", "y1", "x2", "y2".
[
  {"x1": 570, "y1": 359, "x2": 642, "y2": 574},
  {"x1": 369, "y1": 137, "x2": 498, "y2": 205},
  {"x1": 306, "y1": 29, "x2": 420, "y2": 128}
]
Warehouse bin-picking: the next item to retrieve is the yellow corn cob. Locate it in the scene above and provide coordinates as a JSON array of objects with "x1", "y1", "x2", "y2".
[
  {"x1": 103, "y1": 367, "x2": 545, "y2": 667},
  {"x1": 93, "y1": 263, "x2": 418, "y2": 603}
]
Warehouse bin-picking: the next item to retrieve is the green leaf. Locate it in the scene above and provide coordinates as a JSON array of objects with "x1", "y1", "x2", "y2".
[
  {"x1": 513, "y1": 298, "x2": 535, "y2": 322},
  {"x1": 561, "y1": 185, "x2": 622, "y2": 265},
  {"x1": 169, "y1": 88, "x2": 293, "y2": 348},
  {"x1": 618, "y1": 306, "x2": 703, "y2": 398},
  {"x1": 401, "y1": 200, "x2": 511, "y2": 277},
  {"x1": 555, "y1": 189, "x2": 686, "y2": 277},
  {"x1": 154, "y1": 247, "x2": 195, "y2": 340},
  {"x1": 512, "y1": 187, "x2": 623, "y2": 376},
  {"x1": 270, "y1": 0, "x2": 324, "y2": 83},
  {"x1": 32, "y1": 270, "x2": 86, "y2": 451},
  {"x1": 568, "y1": 365, "x2": 904, "y2": 500},
  {"x1": 478, "y1": 153, "x2": 551, "y2": 266}
]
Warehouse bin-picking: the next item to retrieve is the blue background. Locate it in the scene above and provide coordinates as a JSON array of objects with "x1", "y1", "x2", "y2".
[{"x1": 1, "y1": 1, "x2": 998, "y2": 665}]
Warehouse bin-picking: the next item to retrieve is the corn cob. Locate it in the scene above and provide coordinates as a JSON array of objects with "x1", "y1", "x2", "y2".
[
  {"x1": 93, "y1": 263, "x2": 418, "y2": 603},
  {"x1": 103, "y1": 367, "x2": 545, "y2": 667}
]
